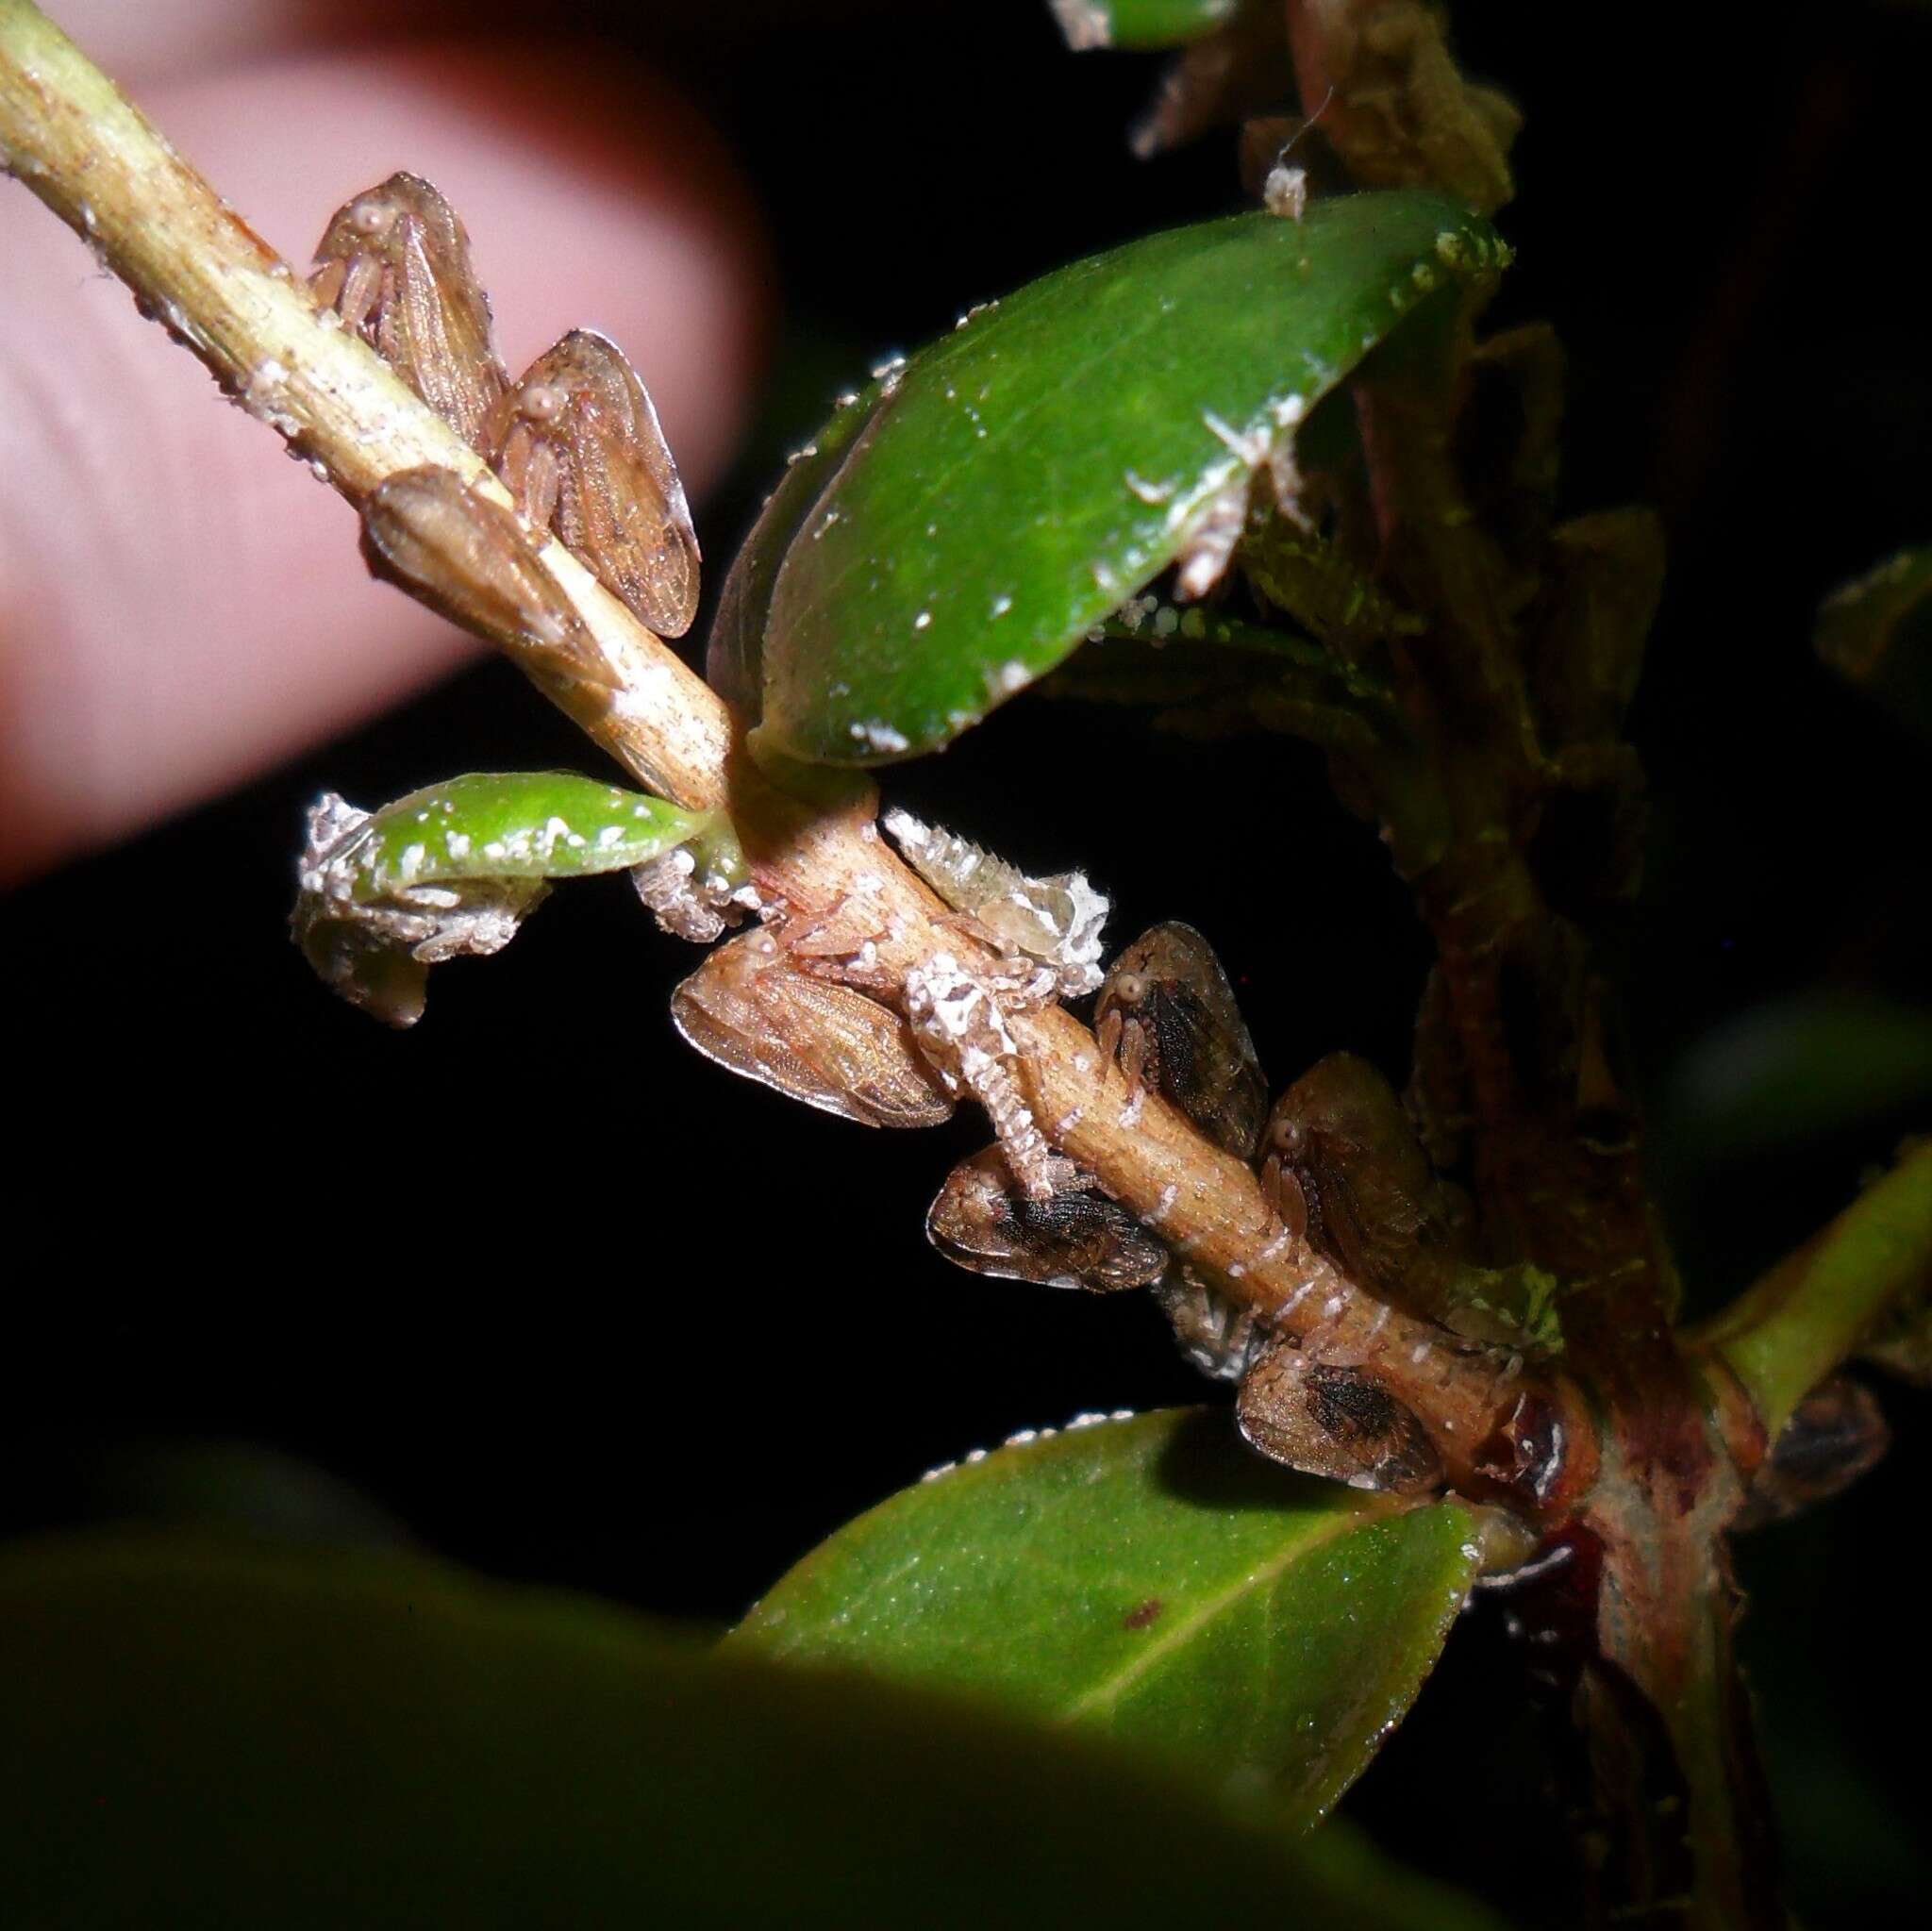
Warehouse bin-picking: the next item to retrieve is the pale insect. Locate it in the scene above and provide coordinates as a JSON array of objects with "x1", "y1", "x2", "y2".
[
  {"x1": 901, "y1": 952, "x2": 1056, "y2": 1198},
  {"x1": 671, "y1": 929, "x2": 953, "y2": 1130},
  {"x1": 1236, "y1": 1339, "x2": 1443, "y2": 1494},
  {"x1": 1174, "y1": 468, "x2": 1252, "y2": 602},
  {"x1": 291, "y1": 792, "x2": 544, "y2": 1031},
  {"x1": 1252, "y1": 91, "x2": 1334, "y2": 222},
  {"x1": 491, "y1": 329, "x2": 702, "y2": 638},
  {"x1": 359, "y1": 468, "x2": 616, "y2": 692},
  {"x1": 927, "y1": 1148, "x2": 1169, "y2": 1294},
  {"x1": 881, "y1": 808, "x2": 1109, "y2": 997},
  {"x1": 308, "y1": 173, "x2": 508, "y2": 448},
  {"x1": 1263, "y1": 163, "x2": 1308, "y2": 221},
  {"x1": 1094, "y1": 921, "x2": 1268, "y2": 1157}
]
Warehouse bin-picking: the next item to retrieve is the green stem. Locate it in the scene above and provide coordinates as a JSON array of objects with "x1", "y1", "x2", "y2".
[{"x1": 1695, "y1": 1140, "x2": 1932, "y2": 1439}]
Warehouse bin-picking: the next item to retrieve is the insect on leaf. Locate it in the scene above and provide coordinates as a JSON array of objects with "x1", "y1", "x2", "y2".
[
  {"x1": 309, "y1": 173, "x2": 508, "y2": 448},
  {"x1": 360, "y1": 467, "x2": 615, "y2": 691},
  {"x1": 1096, "y1": 921, "x2": 1267, "y2": 1157},
  {"x1": 927, "y1": 1148, "x2": 1169, "y2": 1292},
  {"x1": 492, "y1": 329, "x2": 701, "y2": 638},
  {"x1": 729, "y1": 1407, "x2": 1484, "y2": 1830},
  {"x1": 671, "y1": 929, "x2": 954, "y2": 1129}
]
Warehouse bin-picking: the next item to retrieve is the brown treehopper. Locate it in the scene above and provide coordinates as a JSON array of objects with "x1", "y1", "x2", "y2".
[
  {"x1": 309, "y1": 172, "x2": 508, "y2": 448},
  {"x1": 491, "y1": 328, "x2": 701, "y2": 638},
  {"x1": 927, "y1": 1147, "x2": 1170, "y2": 1293}
]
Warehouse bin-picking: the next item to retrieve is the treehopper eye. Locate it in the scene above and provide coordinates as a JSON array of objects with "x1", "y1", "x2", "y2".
[
  {"x1": 1095, "y1": 921, "x2": 1267, "y2": 1157},
  {"x1": 926, "y1": 1147, "x2": 1169, "y2": 1294},
  {"x1": 671, "y1": 930, "x2": 953, "y2": 1130},
  {"x1": 491, "y1": 328, "x2": 701, "y2": 639},
  {"x1": 308, "y1": 172, "x2": 508, "y2": 448}
]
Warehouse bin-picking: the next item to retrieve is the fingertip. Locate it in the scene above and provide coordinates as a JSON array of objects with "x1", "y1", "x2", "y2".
[
  {"x1": 0, "y1": 42, "x2": 768, "y2": 885},
  {"x1": 171, "y1": 42, "x2": 770, "y2": 488}
]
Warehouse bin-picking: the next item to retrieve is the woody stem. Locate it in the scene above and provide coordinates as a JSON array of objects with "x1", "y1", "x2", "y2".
[{"x1": 1, "y1": 0, "x2": 1583, "y2": 1512}]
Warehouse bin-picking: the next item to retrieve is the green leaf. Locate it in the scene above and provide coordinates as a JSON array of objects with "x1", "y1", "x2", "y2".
[
  {"x1": 708, "y1": 384, "x2": 888, "y2": 719},
  {"x1": 729, "y1": 1407, "x2": 1482, "y2": 1826},
  {"x1": 1661, "y1": 991, "x2": 1932, "y2": 1167},
  {"x1": 0, "y1": 1533, "x2": 1499, "y2": 1931},
  {"x1": 1815, "y1": 544, "x2": 1932, "y2": 745},
  {"x1": 291, "y1": 772, "x2": 712, "y2": 1026},
  {"x1": 745, "y1": 194, "x2": 1509, "y2": 767},
  {"x1": 1048, "y1": 0, "x2": 1241, "y2": 52},
  {"x1": 335, "y1": 770, "x2": 708, "y2": 895}
]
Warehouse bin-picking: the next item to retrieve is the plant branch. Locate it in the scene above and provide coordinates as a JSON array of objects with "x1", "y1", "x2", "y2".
[
  {"x1": 0, "y1": 0, "x2": 1591, "y2": 1516},
  {"x1": 1278, "y1": 8, "x2": 1786, "y2": 1924},
  {"x1": 1692, "y1": 1140, "x2": 1932, "y2": 1440}
]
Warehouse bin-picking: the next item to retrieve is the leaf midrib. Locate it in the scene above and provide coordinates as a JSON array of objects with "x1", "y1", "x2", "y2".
[{"x1": 1062, "y1": 1504, "x2": 1386, "y2": 1722}]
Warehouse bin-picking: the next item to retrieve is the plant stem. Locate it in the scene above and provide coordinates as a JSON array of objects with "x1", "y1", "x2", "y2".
[
  {"x1": 1279, "y1": 7, "x2": 1793, "y2": 1923},
  {"x1": 1694, "y1": 1140, "x2": 1932, "y2": 1440},
  {"x1": 0, "y1": 0, "x2": 1582, "y2": 1515}
]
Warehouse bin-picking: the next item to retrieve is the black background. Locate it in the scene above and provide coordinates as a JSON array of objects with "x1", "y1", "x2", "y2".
[{"x1": 6, "y1": 4, "x2": 1930, "y2": 1923}]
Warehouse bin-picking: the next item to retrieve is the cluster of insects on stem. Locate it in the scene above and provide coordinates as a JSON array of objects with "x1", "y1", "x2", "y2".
[{"x1": 291, "y1": 168, "x2": 1570, "y2": 1516}]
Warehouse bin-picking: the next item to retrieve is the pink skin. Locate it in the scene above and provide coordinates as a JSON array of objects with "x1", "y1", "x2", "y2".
[{"x1": 0, "y1": 24, "x2": 767, "y2": 885}]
